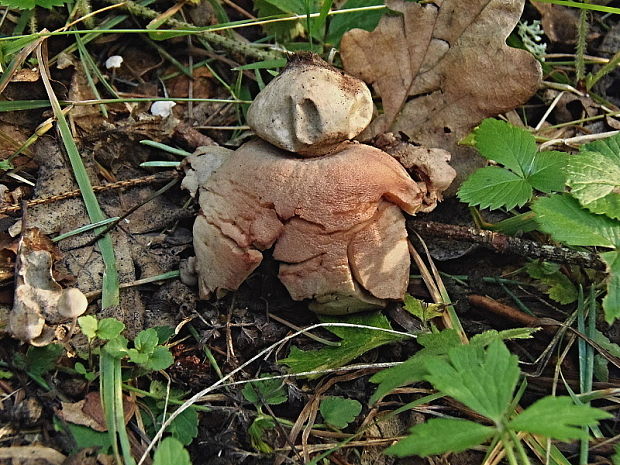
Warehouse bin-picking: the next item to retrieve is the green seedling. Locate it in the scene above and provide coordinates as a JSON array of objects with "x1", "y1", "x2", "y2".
[
  {"x1": 242, "y1": 374, "x2": 288, "y2": 452},
  {"x1": 378, "y1": 336, "x2": 610, "y2": 463},
  {"x1": 319, "y1": 396, "x2": 362, "y2": 429}
]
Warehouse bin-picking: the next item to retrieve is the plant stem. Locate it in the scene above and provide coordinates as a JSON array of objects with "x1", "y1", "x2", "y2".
[
  {"x1": 115, "y1": 360, "x2": 136, "y2": 465},
  {"x1": 575, "y1": 5, "x2": 589, "y2": 83}
]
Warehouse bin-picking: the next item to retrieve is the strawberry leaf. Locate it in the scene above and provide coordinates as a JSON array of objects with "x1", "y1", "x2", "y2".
[
  {"x1": 532, "y1": 194, "x2": 620, "y2": 248},
  {"x1": 458, "y1": 166, "x2": 532, "y2": 210},
  {"x1": 533, "y1": 194, "x2": 620, "y2": 322},
  {"x1": 459, "y1": 119, "x2": 567, "y2": 209},
  {"x1": 474, "y1": 118, "x2": 537, "y2": 176},
  {"x1": 567, "y1": 133, "x2": 620, "y2": 220}
]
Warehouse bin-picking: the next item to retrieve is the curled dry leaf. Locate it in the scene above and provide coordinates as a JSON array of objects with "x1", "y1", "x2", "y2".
[
  {"x1": 9, "y1": 228, "x2": 88, "y2": 345},
  {"x1": 340, "y1": 0, "x2": 542, "y2": 190},
  {"x1": 374, "y1": 133, "x2": 456, "y2": 212},
  {"x1": 58, "y1": 391, "x2": 135, "y2": 432}
]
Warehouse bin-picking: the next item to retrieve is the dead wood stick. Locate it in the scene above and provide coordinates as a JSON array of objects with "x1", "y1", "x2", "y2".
[
  {"x1": 408, "y1": 219, "x2": 605, "y2": 271},
  {"x1": 468, "y1": 294, "x2": 548, "y2": 330},
  {"x1": 0, "y1": 171, "x2": 179, "y2": 215}
]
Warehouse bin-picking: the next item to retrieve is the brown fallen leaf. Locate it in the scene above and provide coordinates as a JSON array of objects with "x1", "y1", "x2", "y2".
[
  {"x1": 0, "y1": 445, "x2": 66, "y2": 465},
  {"x1": 341, "y1": 0, "x2": 542, "y2": 190},
  {"x1": 58, "y1": 391, "x2": 136, "y2": 432},
  {"x1": 531, "y1": 2, "x2": 579, "y2": 44}
]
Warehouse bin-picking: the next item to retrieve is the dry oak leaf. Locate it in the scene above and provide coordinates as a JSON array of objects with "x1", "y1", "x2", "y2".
[{"x1": 341, "y1": 0, "x2": 542, "y2": 189}]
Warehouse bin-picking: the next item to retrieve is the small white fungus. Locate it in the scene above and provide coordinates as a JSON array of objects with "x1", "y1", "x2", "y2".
[
  {"x1": 150, "y1": 101, "x2": 176, "y2": 118},
  {"x1": 105, "y1": 55, "x2": 124, "y2": 69}
]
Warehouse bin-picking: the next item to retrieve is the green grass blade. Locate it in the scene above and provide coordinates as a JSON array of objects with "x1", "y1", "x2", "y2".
[
  {"x1": 37, "y1": 44, "x2": 120, "y2": 308},
  {"x1": 139, "y1": 161, "x2": 181, "y2": 168},
  {"x1": 532, "y1": 0, "x2": 620, "y2": 14},
  {"x1": 101, "y1": 352, "x2": 121, "y2": 463},
  {"x1": 52, "y1": 217, "x2": 120, "y2": 243},
  {"x1": 139, "y1": 140, "x2": 192, "y2": 157},
  {"x1": 75, "y1": 33, "x2": 119, "y2": 100},
  {"x1": 75, "y1": 36, "x2": 109, "y2": 118},
  {"x1": 0, "y1": 100, "x2": 55, "y2": 111},
  {"x1": 115, "y1": 357, "x2": 136, "y2": 465}
]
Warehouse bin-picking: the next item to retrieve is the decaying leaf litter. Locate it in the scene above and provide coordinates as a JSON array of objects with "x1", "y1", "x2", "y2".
[{"x1": 0, "y1": 0, "x2": 618, "y2": 464}]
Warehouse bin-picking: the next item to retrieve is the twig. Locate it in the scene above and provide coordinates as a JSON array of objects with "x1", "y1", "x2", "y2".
[
  {"x1": 0, "y1": 171, "x2": 179, "y2": 215},
  {"x1": 539, "y1": 130, "x2": 620, "y2": 150},
  {"x1": 467, "y1": 295, "x2": 552, "y2": 334},
  {"x1": 407, "y1": 220, "x2": 605, "y2": 271}
]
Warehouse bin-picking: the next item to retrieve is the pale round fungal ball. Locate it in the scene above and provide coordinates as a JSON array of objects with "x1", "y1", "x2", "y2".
[{"x1": 247, "y1": 53, "x2": 373, "y2": 157}]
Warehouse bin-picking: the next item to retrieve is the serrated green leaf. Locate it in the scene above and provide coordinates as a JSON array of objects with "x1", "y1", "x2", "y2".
[
  {"x1": 319, "y1": 397, "x2": 362, "y2": 429},
  {"x1": 458, "y1": 166, "x2": 532, "y2": 210},
  {"x1": 0, "y1": 0, "x2": 36, "y2": 8},
  {"x1": 167, "y1": 407, "x2": 198, "y2": 445},
  {"x1": 474, "y1": 119, "x2": 537, "y2": 176},
  {"x1": 532, "y1": 195, "x2": 620, "y2": 322},
  {"x1": 97, "y1": 318, "x2": 125, "y2": 340},
  {"x1": 369, "y1": 330, "x2": 461, "y2": 404},
  {"x1": 592, "y1": 328, "x2": 620, "y2": 357},
  {"x1": 567, "y1": 150, "x2": 620, "y2": 220},
  {"x1": 153, "y1": 437, "x2": 191, "y2": 465},
  {"x1": 402, "y1": 294, "x2": 443, "y2": 321},
  {"x1": 460, "y1": 120, "x2": 567, "y2": 209},
  {"x1": 0, "y1": 0, "x2": 67, "y2": 9},
  {"x1": 532, "y1": 194, "x2": 620, "y2": 248},
  {"x1": 152, "y1": 326, "x2": 175, "y2": 344},
  {"x1": 601, "y1": 250, "x2": 620, "y2": 323},
  {"x1": 78, "y1": 315, "x2": 98, "y2": 341},
  {"x1": 582, "y1": 131, "x2": 620, "y2": 165},
  {"x1": 424, "y1": 340, "x2": 519, "y2": 423},
  {"x1": 127, "y1": 349, "x2": 149, "y2": 365},
  {"x1": 527, "y1": 150, "x2": 568, "y2": 193},
  {"x1": 134, "y1": 328, "x2": 159, "y2": 354},
  {"x1": 18, "y1": 344, "x2": 64, "y2": 377},
  {"x1": 469, "y1": 328, "x2": 538, "y2": 346},
  {"x1": 104, "y1": 335, "x2": 129, "y2": 358},
  {"x1": 242, "y1": 374, "x2": 288, "y2": 406},
  {"x1": 142, "y1": 346, "x2": 174, "y2": 371},
  {"x1": 326, "y1": 0, "x2": 385, "y2": 45},
  {"x1": 508, "y1": 396, "x2": 611, "y2": 441},
  {"x1": 385, "y1": 418, "x2": 495, "y2": 457},
  {"x1": 279, "y1": 312, "x2": 404, "y2": 377}
]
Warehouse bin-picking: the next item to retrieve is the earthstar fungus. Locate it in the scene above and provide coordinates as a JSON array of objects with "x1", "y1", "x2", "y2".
[{"x1": 188, "y1": 54, "x2": 455, "y2": 314}]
